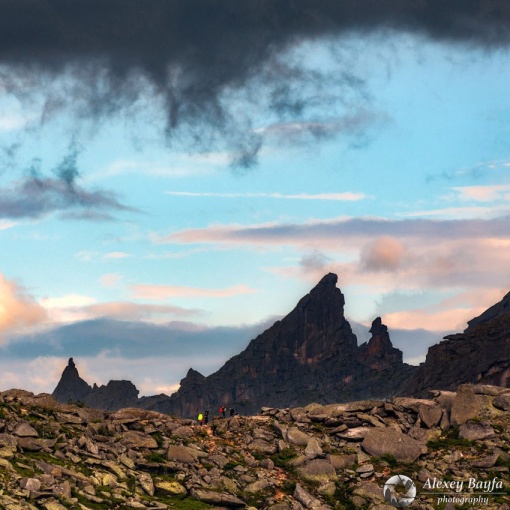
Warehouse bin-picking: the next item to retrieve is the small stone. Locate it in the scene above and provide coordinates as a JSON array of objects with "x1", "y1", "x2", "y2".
[{"x1": 356, "y1": 464, "x2": 374, "y2": 474}]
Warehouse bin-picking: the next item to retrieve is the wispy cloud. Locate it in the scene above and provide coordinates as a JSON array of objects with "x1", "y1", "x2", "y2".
[
  {"x1": 95, "y1": 158, "x2": 218, "y2": 180},
  {"x1": 163, "y1": 215, "x2": 510, "y2": 247},
  {"x1": 397, "y1": 205, "x2": 510, "y2": 220},
  {"x1": 103, "y1": 251, "x2": 131, "y2": 259},
  {"x1": 0, "y1": 219, "x2": 16, "y2": 231},
  {"x1": 254, "y1": 109, "x2": 389, "y2": 146},
  {"x1": 100, "y1": 273, "x2": 123, "y2": 288},
  {"x1": 40, "y1": 293, "x2": 199, "y2": 323},
  {"x1": 131, "y1": 283, "x2": 256, "y2": 300},
  {"x1": 0, "y1": 150, "x2": 134, "y2": 221},
  {"x1": 0, "y1": 114, "x2": 27, "y2": 131},
  {"x1": 452, "y1": 184, "x2": 510, "y2": 202},
  {"x1": 166, "y1": 191, "x2": 368, "y2": 201},
  {"x1": 75, "y1": 251, "x2": 132, "y2": 262}
]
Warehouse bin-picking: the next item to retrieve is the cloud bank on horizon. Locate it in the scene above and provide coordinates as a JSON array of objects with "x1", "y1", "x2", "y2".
[{"x1": 1, "y1": 1, "x2": 510, "y2": 396}]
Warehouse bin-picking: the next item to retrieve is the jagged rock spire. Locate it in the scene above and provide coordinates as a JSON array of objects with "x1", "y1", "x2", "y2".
[
  {"x1": 52, "y1": 358, "x2": 91, "y2": 403},
  {"x1": 358, "y1": 317, "x2": 403, "y2": 370}
]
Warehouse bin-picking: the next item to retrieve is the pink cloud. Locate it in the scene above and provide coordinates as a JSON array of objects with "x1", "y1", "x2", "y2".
[
  {"x1": 82, "y1": 302, "x2": 199, "y2": 321},
  {"x1": 130, "y1": 283, "x2": 256, "y2": 300},
  {"x1": 0, "y1": 274, "x2": 47, "y2": 341},
  {"x1": 453, "y1": 185, "x2": 510, "y2": 202},
  {"x1": 100, "y1": 273, "x2": 123, "y2": 288},
  {"x1": 360, "y1": 237, "x2": 406, "y2": 271}
]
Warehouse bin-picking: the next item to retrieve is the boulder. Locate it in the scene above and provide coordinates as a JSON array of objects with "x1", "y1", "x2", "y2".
[
  {"x1": 459, "y1": 422, "x2": 496, "y2": 441},
  {"x1": 450, "y1": 385, "x2": 483, "y2": 426},
  {"x1": 298, "y1": 459, "x2": 337, "y2": 482},
  {"x1": 191, "y1": 489, "x2": 246, "y2": 507},
  {"x1": 418, "y1": 403, "x2": 443, "y2": 428},
  {"x1": 166, "y1": 445, "x2": 198, "y2": 464},
  {"x1": 13, "y1": 422, "x2": 38, "y2": 437},
  {"x1": 156, "y1": 481, "x2": 186, "y2": 496},
  {"x1": 493, "y1": 394, "x2": 510, "y2": 411},
  {"x1": 362, "y1": 428, "x2": 425, "y2": 463},
  {"x1": 285, "y1": 427, "x2": 311, "y2": 446}
]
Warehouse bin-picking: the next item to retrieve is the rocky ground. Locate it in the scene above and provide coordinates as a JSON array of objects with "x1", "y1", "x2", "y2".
[{"x1": 0, "y1": 384, "x2": 509, "y2": 510}]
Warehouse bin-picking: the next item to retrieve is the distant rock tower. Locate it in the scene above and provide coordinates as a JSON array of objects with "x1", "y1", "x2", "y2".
[{"x1": 52, "y1": 358, "x2": 91, "y2": 403}]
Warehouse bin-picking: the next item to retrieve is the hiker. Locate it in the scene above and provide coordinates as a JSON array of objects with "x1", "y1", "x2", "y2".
[
  {"x1": 204, "y1": 410, "x2": 209, "y2": 425},
  {"x1": 229, "y1": 408, "x2": 235, "y2": 417},
  {"x1": 197, "y1": 412, "x2": 203, "y2": 426},
  {"x1": 219, "y1": 405, "x2": 226, "y2": 418}
]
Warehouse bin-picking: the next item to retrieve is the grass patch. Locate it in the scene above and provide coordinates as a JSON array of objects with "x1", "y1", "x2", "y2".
[
  {"x1": 271, "y1": 448, "x2": 298, "y2": 468},
  {"x1": 223, "y1": 460, "x2": 241, "y2": 470},
  {"x1": 146, "y1": 451, "x2": 166, "y2": 463},
  {"x1": 251, "y1": 450, "x2": 266, "y2": 461},
  {"x1": 153, "y1": 432, "x2": 165, "y2": 448},
  {"x1": 143, "y1": 494, "x2": 211, "y2": 509},
  {"x1": 427, "y1": 428, "x2": 473, "y2": 450},
  {"x1": 379, "y1": 453, "x2": 398, "y2": 468}
]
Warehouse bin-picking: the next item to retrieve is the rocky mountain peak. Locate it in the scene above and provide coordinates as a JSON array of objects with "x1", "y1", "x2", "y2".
[
  {"x1": 52, "y1": 360, "x2": 139, "y2": 411},
  {"x1": 466, "y1": 290, "x2": 510, "y2": 330},
  {"x1": 52, "y1": 357, "x2": 91, "y2": 403},
  {"x1": 185, "y1": 368, "x2": 205, "y2": 381},
  {"x1": 51, "y1": 274, "x2": 510, "y2": 416},
  {"x1": 358, "y1": 317, "x2": 403, "y2": 370}
]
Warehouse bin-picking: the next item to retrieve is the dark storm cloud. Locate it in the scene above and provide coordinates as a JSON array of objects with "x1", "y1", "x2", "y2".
[
  {"x1": 0, "y1": 149, "x2": 132, "y2": 220},
  {"x1": 2, "y1": 0, "x2": 510, "y2": 167}
]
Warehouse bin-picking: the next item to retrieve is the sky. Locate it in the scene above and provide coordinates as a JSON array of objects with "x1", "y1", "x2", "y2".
[{"x1": 1, "y1": 1, "x2": 510, "y2": 397}]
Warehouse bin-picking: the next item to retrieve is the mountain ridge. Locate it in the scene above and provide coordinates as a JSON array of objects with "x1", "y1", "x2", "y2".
[{"x1": 51, "y1": 273, "x2": 510, "y2": 416}]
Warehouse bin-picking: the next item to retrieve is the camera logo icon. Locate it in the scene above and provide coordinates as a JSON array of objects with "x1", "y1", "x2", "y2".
[{"x1": 383, "y1": 475, "x2": 416, "y2": 508}]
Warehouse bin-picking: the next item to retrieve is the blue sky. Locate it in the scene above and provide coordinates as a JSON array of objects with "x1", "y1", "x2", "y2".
[{"x1": 1, "y1": 3, "x2": 510, "y2": 395}]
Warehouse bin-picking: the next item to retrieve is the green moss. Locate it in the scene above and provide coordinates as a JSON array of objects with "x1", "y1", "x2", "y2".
[
  {"x1": 271, "y1": 448, "x2": 298, "y2": 468},
  {"x1": 379, "y1": 453, "x2": 398, "y2": 468},
  {"x1": 251, "y1": 450, "x2": 266, "y2": 461},
  {"x1": 142, "y1": 494, "x2": 211, "y2": 509},
  {"x1": 153, "y1": 432, "x2": 165, "y2": 448},
  {"x1": 427, "y1": 428, "x2": 473, "y2": 450},
  {"x1": 330, "y1": 481, "x2": 359, "y2": 510},
  {"x1": 146, "y1": 451, "x2": 166, "y2": 463},
  {"x1": 223, "y1": 460, "x2": 241, "y2": 470},
  {"x1": 495, "y1": 457, "x2": 510, "y2": 469}
]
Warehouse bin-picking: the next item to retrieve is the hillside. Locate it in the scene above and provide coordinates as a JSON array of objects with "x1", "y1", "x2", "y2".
[{"x1": 1, "y1": 385, "x2": 509, "y2": 509}]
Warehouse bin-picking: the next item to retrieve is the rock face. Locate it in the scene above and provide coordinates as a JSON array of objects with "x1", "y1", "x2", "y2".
[
  {"x1": 358, "y1": 317, "x2": 403, "y2": 371},
  {"x1": 52, "y1": 274, "x2": 510, "y2": 416},
  {"x1": 0, "y1": 384, "x2": 509, "y2": 509},
  {"x1": 143, "y1": 274, "x2": 414, "y2": 416},
  {"x1": 52, "y1": 359, "x2": 139, "y2": 411},
  {"x1": 52, "y1": 358, "x2": 91, "y2": 403},
  {"x1": 405, "y1": 293, "x2": 510, "y2": 397}
]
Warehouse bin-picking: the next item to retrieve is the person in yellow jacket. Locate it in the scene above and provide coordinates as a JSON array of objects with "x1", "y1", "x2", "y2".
[{"x1": 197, "y1": 412, "x2": 204, "y2": 426}]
